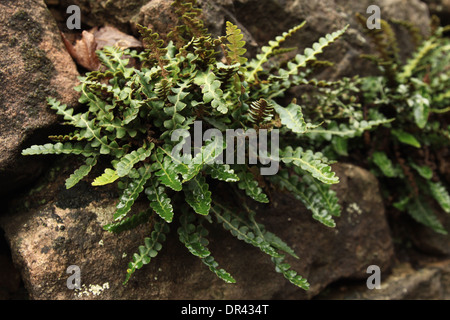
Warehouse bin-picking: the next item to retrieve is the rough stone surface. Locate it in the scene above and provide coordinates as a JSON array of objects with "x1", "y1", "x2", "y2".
[
  {"x1": 0, "y1": 0, "x2": 80, "y2": 195},
  {"x1": 317, "y1": 260, "x2": 450, "y2": 300},
  {"x1": 0, "y1": 162, "x2": 394, "y2": 299},
  {"x1": 61, "y1": 0, "x2": 431, "y2": 81}
]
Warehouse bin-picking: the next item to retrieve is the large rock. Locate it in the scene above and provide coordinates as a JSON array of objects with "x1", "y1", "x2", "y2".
[
  {"x1": 0, "y1": 162, "x2": 394, "y2": 299},
  {"x1": 0, "y1": 0, "x2": 80, "y2": 194},
  {"x1": 316, "y1": 260, "x2": 450, "y2": 300}
]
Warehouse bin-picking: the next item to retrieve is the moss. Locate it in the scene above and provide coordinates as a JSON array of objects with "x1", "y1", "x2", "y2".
[
  {"x1": 8, "y1": 10, "x2": 43, "y2": 44},
  {"x1": 18, "y1": 43, "x2": 57, "y2": 110}
]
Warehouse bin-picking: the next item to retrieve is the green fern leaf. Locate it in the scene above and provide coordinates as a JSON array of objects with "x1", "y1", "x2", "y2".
[
  {"x1": 124, "y1": 218, "x2": 169, "y2": 284},
  {"x1": 272, "y1": 101, "x2": 307, "y2": 134},
  {"x1": 151, "y1": 150, "x2": 183, "y2": 191},
  {"x1": 225, "y1": 21, "x2": 247, "y2": 65},
  {"x1": 246, "y1": 21, "x2": 306, "y2": 83},
  {"x1": 145, "y1": 184, "x2": 174, "y2": 223},
  {"x1": 407, "y1": 197, "x2": 447, "y2": 235},
  {"x1": 103, "y1": 209, "x2": 151, "y2": 233},
  {"x1": 204, "y1": 163, "x2": 239, "y2": 182},
  {"x1": 212, "y1": 203, "x2": 281, "y2": 258},
  {"x1": 371, "y1": 151, "x2": 399, "y2": 178},
  {"x1": 428, "y1": 181, "x2": 450, "y2": 214},
  {"x1": 65, "y1": 157, "x2": 98, "y2": 189},
  {"x1": 178, "y1": 212, "x2": 211, "y2": 258},
  {"x1": 272, "y1": 256, "x2": 310, "y2": 290},
  {"x1": 184, "y1": 175, "x2": 212, "y2": 215},
  {"x1": 92, "y1": 168, "x2": 119, "y2": 186},
  {"x1": 114, "y1": 165, "x2": 152, "y2": 221},
  {"x1": 22, "y1": 142, "x2": 96, "y2": 157},
  {"x1": 236, "y1": 170, "x2": 269, "y2": 203},
  {"x1": 116, "y1": 144, "x2": 154, "y2": 178},
  {"x1": 270, "y1": 169, "x2": 339, "y2": 227},
  {"x1": 280, "y1": 146, "x2": 339, "y2": 185},
  {"x1": 194, "y1": 70, "x2": 228, "y2": 114},
  {"x1": 278, "y1": 25, "x2": 349, "y2": 79},
  {"x1": 202, "y1": 256, "x2": 236, "y2": 284}
]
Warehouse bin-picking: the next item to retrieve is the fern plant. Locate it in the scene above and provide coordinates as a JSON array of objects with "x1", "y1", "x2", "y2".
[
  {"x1": 304, "y1": 15, "x2": 450, "y2": 234},
  {"x1": 22, "y1": 0, "x2": 353, "y2": 289}
]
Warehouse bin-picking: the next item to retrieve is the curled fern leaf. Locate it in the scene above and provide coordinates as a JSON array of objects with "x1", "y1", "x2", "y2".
[{"x1": 248, "y1": 99, "x2": 274, "y2": 125}]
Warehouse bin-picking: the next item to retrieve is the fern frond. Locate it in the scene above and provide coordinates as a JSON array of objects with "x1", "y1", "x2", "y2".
[
  {"x1": 306, "y1": 118, "x2": 394, "y2": 139},
  {"x1": 272, "y1": 256, "x2": 310, "y2": 290},
  {"x1": 114, "y1": 165, "x2": 152, "y2": 222},
  {"x1": 116, "y1": 144, "x2": 154, "y2": 178},
  {"x1": 406, "y1": 197, "x2": 447, "y2": 235},
  {"x1": 184, "y1": 175, "x2": 212, "y2": 215},
  {"x1": 246, "y1": 21, "x2": 306, "y2": 83},
  {"x1": 178, "y1": 212, "x2": 211, "y2": 258},
  {"x1": 211, "y1": 203, "x2": 281, "y2": 258},
  {"x1": 151, "y1": 149, "x2": 183, "y2": 191},
  {"x1": 428, "y1": 181, "x2": 450, "y2": 214},
  {"x1": 136, "y1": 24, "x2": 168, "y2": 71},
  {"x1": 194, "y1": 70, "x2": 229, "y2": 114},
  {"x1": 92, "y1": 168, "x2": 119, "y2": 186},
  {"x1": 248, "y1": 99, "x2": 274, "y2": 125},
  {"x1": 103, "y1": 209, "x2": 151, "y2": 233},
  {"x1": 236, "y1": 170, "x2": 269, "y2": 204},
  {"x1": 202, "y1": 256, "x2": 236, "y2": 284},
  {"x1": 275, "y1": 25, "x2": 349, "y2": 81},
  {"x1": 145, "y1": 184, "x2": 174, "y2": 223},
  {"x1": 371, "y1": 151, "x2": 400, "y2": 178},
  {"x1": 124, "y1": 218, "x2": 169, "y2": 284},
  {"x1": 225, "y1": 21, "x2": 248, "y2": 65},
  {"x1": 65, "y1": 156, "x2": 98, "y2": 189},
  {"x1": 204, "y1": 163, "x2": 239, "y2": 182},
  {"x1": 270, "y1": 169, "x2": 340, "y2": 228},
  {"x1": 280, "y1": 147, "x2": 339, "y2": 185},
  {"x1": 22, "y1": 142, "x2": 96, "y2": 157},
  {"x1": 271, "y1": 100, "x2": 307, "y2": 134},
  {"x1": 178, "y1": 212, "x2": 236, "y2": 283},
  {"x1": 398, "y1": 38, "x2": 438, "y2": 83}
]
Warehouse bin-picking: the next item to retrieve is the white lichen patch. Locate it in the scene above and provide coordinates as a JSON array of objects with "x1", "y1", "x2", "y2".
[
  {"x1": 74, "y1": 282, "x2": 110, "y2": 298},
  {"x1": 347, "y1": 202, "x2": 363, "y2": 215}
]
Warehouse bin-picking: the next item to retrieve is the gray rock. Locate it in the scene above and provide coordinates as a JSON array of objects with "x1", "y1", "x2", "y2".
[
  {"x1": 0, "y1": 162, "x2": 394, "y2": 299},
  {"x1": 0, "y1": 0, "x2": 80, "y2": 194},
  {"x1": 317, "y1": 260, "x2": 450, "y2": 300}
]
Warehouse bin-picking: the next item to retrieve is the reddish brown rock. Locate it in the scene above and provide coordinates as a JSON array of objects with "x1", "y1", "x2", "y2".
[
  {"x1": 0, "y1": 0, "x2": 80, "y2": 194},
  {"x1": 0, "y1": 162, "x2": 394, "y2": 299}
]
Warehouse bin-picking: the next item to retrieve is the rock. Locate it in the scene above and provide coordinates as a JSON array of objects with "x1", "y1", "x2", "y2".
[
  {"x1": 0, "y1": 1, "x2": 80, "y2": 195},
  {"x1": 422, "y1": 0, "x2": 450, "y2": 24},
  {"x1": 0, "y1": 162, "x2": 394, "y2": 299},
  {"x1": 406, "y1": 207, "x2": 450, "y2": 256},
  {"x1": 316, "y1": 260, "x2": 450, "y2": 300},
  {"x1": 53, "y1": 0, "x2": 431, "y2": 80}
]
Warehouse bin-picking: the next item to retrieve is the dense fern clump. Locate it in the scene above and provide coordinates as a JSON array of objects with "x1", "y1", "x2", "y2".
[
  {"x1": 303, "y1": 15, "x2": 450, "y2": 234},
  {"x1": 22, "y1": 0, "x2": 357, "y2": 289}
]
